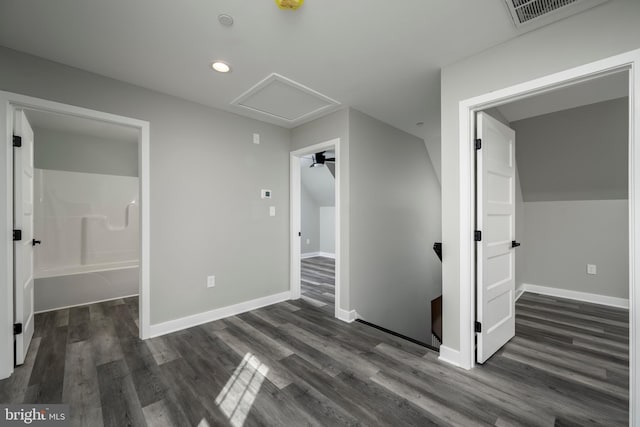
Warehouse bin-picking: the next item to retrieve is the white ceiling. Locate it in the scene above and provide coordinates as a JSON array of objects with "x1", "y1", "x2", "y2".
[
  {"x1": 0, "y1": 0, "x2": 535, "y2": 141},
  {"x1": 497, "y1": 71, "x2": 629, "y2": 122},
  {"x1": 24, "y1": 109, "x2": 139, "y2": 143}
]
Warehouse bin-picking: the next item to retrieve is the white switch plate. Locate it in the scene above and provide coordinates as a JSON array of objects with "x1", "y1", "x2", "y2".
[
  {"x1": 587, "y1": 264, "x2": 597, "y2": 275},
  {"x1": 261, "y1": 189, "x2": 272, "y2": 199},
  {"x1": 253, "y1": 133, "x2": 260, "y2": 144},
  {"x1": 306, "y1": 238, "x2": 310, "y2": 245},
  {"x1": 269, "y1": 206, "x2": 276, "y2": 216},
  {"x1": 207, "y1": 275, "x2": 216, "y2": 288}
]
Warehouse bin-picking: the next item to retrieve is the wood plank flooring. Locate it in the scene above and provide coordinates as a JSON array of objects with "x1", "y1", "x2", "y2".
[
  {"x1": 301, "y1": 256, "x2": 335, "y2": 314},
  {"x1": 0, "y1": 290, "x2": 628, "y2": 426}
]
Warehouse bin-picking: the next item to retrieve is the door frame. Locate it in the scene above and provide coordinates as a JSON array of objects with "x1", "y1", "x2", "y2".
[
  {"x1": 455, "y1": 49, "x2": 640, "y2": 422},
  {"x1": 290, "y1": 138, "x2": 351, "y2": 321},
  {"x1": 0, "y1": 91, "x2": 151, "y2": 380}
]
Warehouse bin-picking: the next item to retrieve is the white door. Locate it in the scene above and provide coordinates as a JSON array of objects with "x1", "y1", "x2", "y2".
[
  {"x1": 13, "y1": 109, "x2": 35, "y2": 365},
  {"x1": 476, "y1": 112, "x2": 517, "y2": 364}
]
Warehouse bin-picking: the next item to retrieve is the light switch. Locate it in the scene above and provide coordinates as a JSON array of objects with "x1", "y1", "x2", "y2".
[
  {"x1": 253, "y1": 133, "x2": 260, "y2": 144},
  {"x1": 269, "y1": 206, "x2": 276, "y2": 216},
  {"x1": 587, "y1": 264, "x2": 597, "y2": 275},
  {"x1": 306, "y1": 238, "x2": 310, "y2": 245},
  {"x1": 261, "y1": 189, "x2": 272, "y2": 199}
]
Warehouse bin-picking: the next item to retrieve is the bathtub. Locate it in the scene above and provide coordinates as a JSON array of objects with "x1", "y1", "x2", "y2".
[
  {"x1": 34, "y1": 264, "x2": 139, "y2": 313},
  {"x1": 33, "y1": 169, "x2": 140, "y2": 313}
]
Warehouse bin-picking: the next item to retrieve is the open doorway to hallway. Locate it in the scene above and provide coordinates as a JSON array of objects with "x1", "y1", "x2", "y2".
[{"x1": 299, "y1": 150, "x2": 336, "y2": 314}]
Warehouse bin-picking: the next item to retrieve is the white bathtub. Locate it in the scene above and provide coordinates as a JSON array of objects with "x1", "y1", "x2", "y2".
[
  {"x1": 33, "y1": 169, "x2": 140, "y2": 313},
  {"x1": 34, "y1": 265, "x2": 139, "y2": 313}
]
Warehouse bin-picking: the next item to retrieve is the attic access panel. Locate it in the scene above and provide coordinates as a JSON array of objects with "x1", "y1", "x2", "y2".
[
  {"x1": 230, "y1": 73, "x2": 341, "y2": 128},
  {"x1": 504, "y1": 0, "x2": 609, "y2": 29}
]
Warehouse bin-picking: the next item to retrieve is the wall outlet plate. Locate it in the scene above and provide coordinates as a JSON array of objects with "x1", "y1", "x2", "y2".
[
  {"x1": 261, "y1": 189, "x2": 272, "y2": 199},
  {"x1": 253, "y1": 133, "x2": 260, "y2": 144},
  {"x1": 587, "y1": 264, "x2": 597, "y2": 275},
  {"x1": 207, "y1": 275, "x2": 216, "y2": 288}
]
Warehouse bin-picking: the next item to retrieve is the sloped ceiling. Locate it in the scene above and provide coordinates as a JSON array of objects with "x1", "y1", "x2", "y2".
[
  {"x1": 512, "y1": 97, "x2": 628, "y2": 201},
  {"x1": 301, "y1": 158, "x2": 334, "y2": 206}
]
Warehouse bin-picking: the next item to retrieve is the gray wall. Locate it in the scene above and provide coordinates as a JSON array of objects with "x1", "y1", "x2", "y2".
[
  {"x1": 301, "y1": 184, "x2": 320, "y2": 254},
  {"x1": 349, "y1": 108, "x2": 442, "y2": 342},
  {"x1": 292, "y1": 108, "x2": 351, "y2": 309},
  {"x1": 292, "y1": 108, "x2": 442, "y2": 342},
  {"x1": 34, "y1": 127, "x2": 138, "y2": 177},
  {"x1": 509, "y1": 98, "x2": 629, "y2": 299},
  {"x1": 440, "y1": 0, "x2": 640, "y2": 352},
  {"x1": 522, "y1": 200, "x2": 628, "y2": 298},
  {"x1": 512, "y1": 98, "x2": 628, "y2": 201},
  {"x1": 319, "y1": 207, "x2": 335, "y2": 254},
  {"x1": 0, "y1": 46, "x2": 291, "y2": 325}
]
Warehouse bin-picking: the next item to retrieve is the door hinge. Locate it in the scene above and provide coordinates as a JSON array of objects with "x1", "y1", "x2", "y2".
[
  {"x1": 13, "y1": 229, "x2": 22, "y2": 241},
  {"x1": 475, "y1": 321, "x2": 482, "y2": 333},
  {"x1": 475, "y1": 138, "x2": 482, "y2": 150},
  {"x1": 474, "y1": 230, "x2": 482, "y2": 242},
  {"x1": 13, "y1": 323, "x2": 23, "y2": 335},
  {"x1": 13, "y1": 135, "x2": 22, "y2": 148}
]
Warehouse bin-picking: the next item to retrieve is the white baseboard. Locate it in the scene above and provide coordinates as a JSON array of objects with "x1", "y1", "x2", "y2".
[
  {"x1": 515, "y1": 288, "x2": 525, "y2": 302},
  {"x1": 438, "y1": 345, "x2": 463, "y2": 368},
  {"x1": 148, "y1": 290, "x2": 292, "y2": 338},
  {"x1": 301, "y1": 252, "x2": 320, "y2": 259},
  {"x1": 521, "y1": 283, "x2": 629, "y2": 309},
  {"x1": 34, "y1": 293, "x2": 140, "y2": 314},
  {"x1": 336, "y1": 308, "x2": 357, "y2": 323}
]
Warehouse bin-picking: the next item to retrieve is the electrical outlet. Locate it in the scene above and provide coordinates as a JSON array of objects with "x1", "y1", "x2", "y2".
[
  {"x1": 587, "y1": 264, "x2": 597, "y2": 275},
  {"x1": 207, "y1": 275, "x2": 216, "y2": 288}
]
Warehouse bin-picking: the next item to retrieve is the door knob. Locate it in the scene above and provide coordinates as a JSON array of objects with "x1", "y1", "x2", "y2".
[
  {"x1": 511, "y1": 240, "x2": 521, "y2": 248},
  {"x1": 32, "y1": 239, "x2": 42, "y2": 246}
]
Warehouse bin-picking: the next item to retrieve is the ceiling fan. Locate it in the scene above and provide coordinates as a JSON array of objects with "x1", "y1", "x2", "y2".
[{"x1": 310, "y1": 151, "x2": 336, "y2": 168}]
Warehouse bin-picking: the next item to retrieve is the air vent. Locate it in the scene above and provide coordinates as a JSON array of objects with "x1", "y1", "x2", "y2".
[{"x1": 504, "y1": 0, "x2": 609, "y2": 29}]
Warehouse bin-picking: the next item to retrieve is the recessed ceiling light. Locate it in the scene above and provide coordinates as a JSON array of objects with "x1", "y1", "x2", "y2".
[
  {"x1": 211, "y1": 61, "x2": 231, "y2": 73},
  {"x1": 218, "y1": 14, "x2": 234, "y2": 26}
]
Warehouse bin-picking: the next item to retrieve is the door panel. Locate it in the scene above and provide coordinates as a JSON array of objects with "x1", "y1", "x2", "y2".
[
  {"x1": 476, "y1": 112, "x2": 516, "y2": 364},
  {"x1": 13, "y1": 109, "x2": 35, "y2": 365}
]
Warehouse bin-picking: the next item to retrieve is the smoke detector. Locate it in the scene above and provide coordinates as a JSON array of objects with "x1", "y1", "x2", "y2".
[{"x1": 503, "y1": 0, "x2": 609, "y2": 29}]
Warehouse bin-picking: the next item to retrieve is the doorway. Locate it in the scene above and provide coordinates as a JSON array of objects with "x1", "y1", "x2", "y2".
[
  {"x1": 0, "y1": 91, "x2": 151, "y2": 380},
  {"x1": 475, "y1": 70, "x2": 630, "y2": 368},
  {"x1": 290, "y1": 138, "x2": 349, "y2": 321},
  {"x1": 299, "y1": 148, "x2": 336, "y2": 314},
  {"x1": 455, "y1": 49, "x2": 640, "y2": 422}
]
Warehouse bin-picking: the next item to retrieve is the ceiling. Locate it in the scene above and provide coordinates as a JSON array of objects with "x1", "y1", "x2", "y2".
[
  {"x1": 497, "y1": 71, "x2": 629, "y2": 122},
  {"x1": 24, "y1": 109, "x2": 139, "y2": 143},
  {"x1": 0, "y1": 0, "x2": 539, "y2": 142},
  {"x1": 301, "y1": 157, "x2": 335, "y2": 206}
]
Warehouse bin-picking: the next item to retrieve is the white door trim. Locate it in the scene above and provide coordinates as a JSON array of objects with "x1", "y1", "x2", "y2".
[
  {"x1": 290, "y1": 139, "x2": 348, "y2": 320},
  {"x1": 454, "y1": 48, "x2": 640, "y2": 425},
  {"x1": 0, "y1": 91, "x2": 151, "y2": 380}
]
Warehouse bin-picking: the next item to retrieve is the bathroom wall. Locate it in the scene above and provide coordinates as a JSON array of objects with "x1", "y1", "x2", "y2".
[{"x1": 34, "y1": 169, "x2": 139, "y2": 276}]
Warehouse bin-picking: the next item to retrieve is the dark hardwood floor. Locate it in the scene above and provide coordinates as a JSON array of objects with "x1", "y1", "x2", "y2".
[
  {"x1": 0, "y1": 287, "x2": 628, "y2": 426},
  {"x1": 301, "y1": 256, "x2": 335, "y2": 314}
]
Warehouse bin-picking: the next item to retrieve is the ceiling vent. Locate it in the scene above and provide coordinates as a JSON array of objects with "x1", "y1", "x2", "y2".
[
  {"x1": 230, "y1": 74, "x2": 341, "y2": 128},
  {"x1": 503, "y1": 0, "x2": 609, "y2": 29}
]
